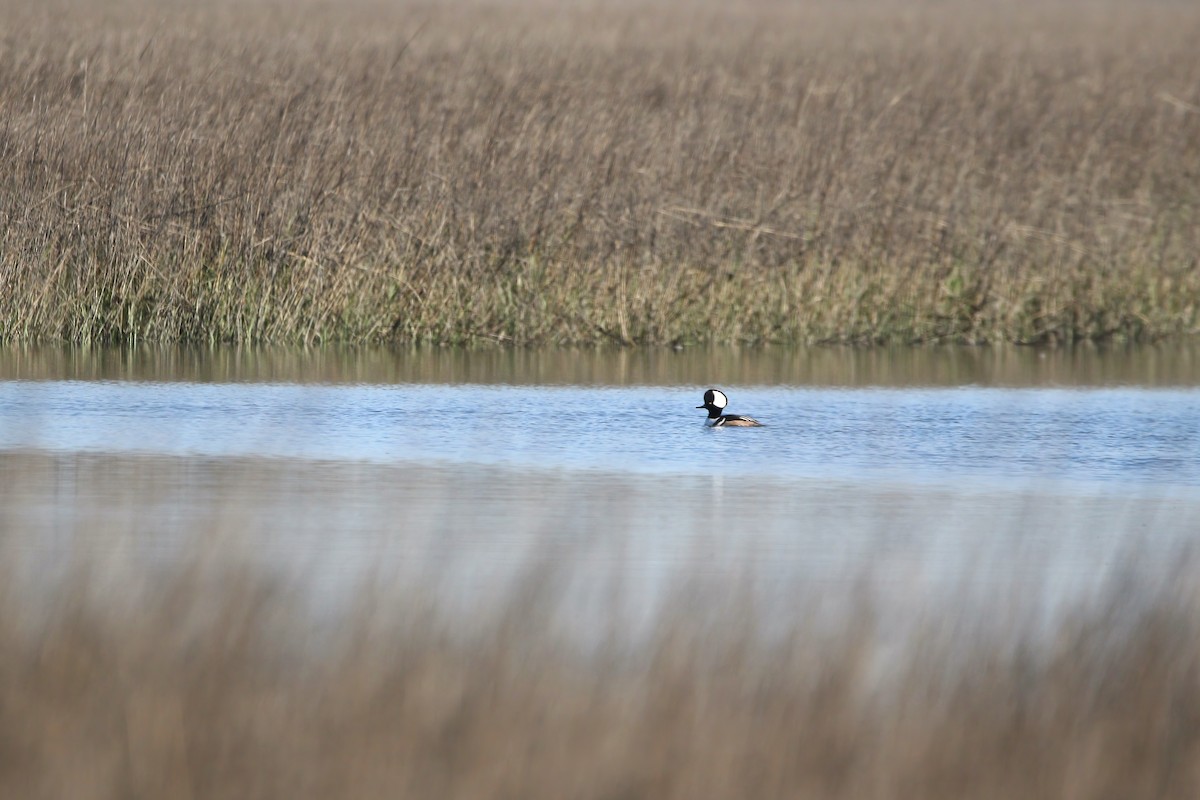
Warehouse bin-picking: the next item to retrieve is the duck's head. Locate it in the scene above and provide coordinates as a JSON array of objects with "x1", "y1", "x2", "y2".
[{"x1": 696, "y1": 388, "x2": 728, "y2": 418}]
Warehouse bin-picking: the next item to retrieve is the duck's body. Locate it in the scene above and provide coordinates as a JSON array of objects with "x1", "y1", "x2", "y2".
[
  {"x1": 696, "y1": 389, "x2": 763, "y2": 427},
  {"x1": 710, "y1": 413, "x2": 763, "y2": 428}
]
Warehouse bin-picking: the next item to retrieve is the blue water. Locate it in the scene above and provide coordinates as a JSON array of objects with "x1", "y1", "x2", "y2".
[
  {"x1": 3, "y1": 375, "x2": 1200, "y2": 647},
  {"x1": 1, "y1": 381, "x2": 1197, "y2": 490}
]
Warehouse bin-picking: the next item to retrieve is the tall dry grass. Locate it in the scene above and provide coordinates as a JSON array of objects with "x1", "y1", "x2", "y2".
[
  {"x1": 3, "y1": 559, "x2": 1200, "y2": 798},
  {"x1": 4, "y1": 450, "x2": 1200, "y2": 797},
  {"x1": 1, "y1": 0, "x2": 1198, "y2": 345}
]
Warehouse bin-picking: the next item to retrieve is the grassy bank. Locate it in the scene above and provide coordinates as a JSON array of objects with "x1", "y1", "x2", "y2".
[{"x1": 1, "y1": 0, "x2": 1199, "y2": 345}]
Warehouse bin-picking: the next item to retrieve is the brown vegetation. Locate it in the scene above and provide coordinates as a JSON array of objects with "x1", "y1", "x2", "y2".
[
  {"x1": 3, "y1": 559, "x2": 1200, "y2": 798},
  {"x1": 2, "y1": 450, "x2": 1200, "y2": 797},
  {"x1": 1, "y1": 0, "x2": 1198, "y2": 345}
]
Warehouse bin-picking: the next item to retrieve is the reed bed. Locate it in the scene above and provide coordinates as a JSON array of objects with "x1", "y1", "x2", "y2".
[
  {"x1": 1, "y1": 0, "x2": 1199, "y2": 345},
  {"x1": 3, "y1": 449, "x2": 1200, "y2": 797},
  {"x1": 3, "y1": 555, "x2": 1200, "y2": 798}
]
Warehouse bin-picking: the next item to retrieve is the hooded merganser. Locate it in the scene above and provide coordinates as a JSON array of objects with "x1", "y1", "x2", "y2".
[{"x1": 696, "y1": 388, "x2": 763, "y2": 427}]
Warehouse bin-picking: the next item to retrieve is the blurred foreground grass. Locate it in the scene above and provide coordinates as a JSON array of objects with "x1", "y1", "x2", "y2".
[
  {"x1": 3, "y1": 451, "x2": 1200, "y2": 797},
  {"x1": 4, "y1": 558, "x2": 1200, "y2": 798}
]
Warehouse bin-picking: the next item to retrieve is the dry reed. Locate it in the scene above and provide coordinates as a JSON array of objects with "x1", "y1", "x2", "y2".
[
  {"x1": 1, "y1": 0, "x2": 1199, "y2": 345},
  {"x1": 3, "y1": 557, "x2": 1200, "y2": 798},
  {"x1": 3, "y1": 449, "x2": 1200, "y2": 797}
]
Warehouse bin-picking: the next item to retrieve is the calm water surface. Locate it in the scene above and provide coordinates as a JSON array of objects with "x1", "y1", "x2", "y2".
[
  {"x1": 2, "y1": 345, "x2": 1199, "y2": 645},
  {"x1": 1, "y1": 381, "x2": 1198, "y2": 489}
]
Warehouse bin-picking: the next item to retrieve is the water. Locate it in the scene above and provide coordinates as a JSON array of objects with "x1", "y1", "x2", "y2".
[
  {"x1": 1, "y1": 381, "x2": 1199, "y2": 489},
  {"x1": 3, "y1": 342, "x2": 1199, "y2": 386},
  {"x1": 2, "y1": 345, "x2": 1200, "y2": 648}
]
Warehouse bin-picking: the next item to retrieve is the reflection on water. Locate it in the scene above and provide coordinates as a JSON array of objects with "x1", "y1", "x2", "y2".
[
  {"x1": 2, "y1": 342, "x2": 1200, "y2": 386},
  {"x1": 3, "y1": 452, "x2": 1197, "y2": 649}
]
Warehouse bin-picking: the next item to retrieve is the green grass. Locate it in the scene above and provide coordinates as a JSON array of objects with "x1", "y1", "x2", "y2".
[{"x1": 1, "y1": 0, "x2": 1198, "y2": 345}]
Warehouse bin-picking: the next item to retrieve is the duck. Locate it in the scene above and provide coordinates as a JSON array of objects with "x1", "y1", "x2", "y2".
[{"x1": 696, "y1": 388, "x2": 763, "y2": 427}]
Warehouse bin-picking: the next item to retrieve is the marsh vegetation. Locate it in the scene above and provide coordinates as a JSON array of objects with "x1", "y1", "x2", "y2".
[
  {"x1": 3, "y1": 450, "x2": 1200, "y2": 799},
  {"x1": 1, "y1": 0, "x2": 1198, "y2": 345},
  {"x1": 7, "y1": 557, "x2": 1200, "y2": 799}
]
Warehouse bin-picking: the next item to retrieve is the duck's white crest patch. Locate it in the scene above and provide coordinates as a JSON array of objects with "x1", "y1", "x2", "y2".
[{"x1": 710, "y1": 389, "x2": 728, "y2": 409}]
